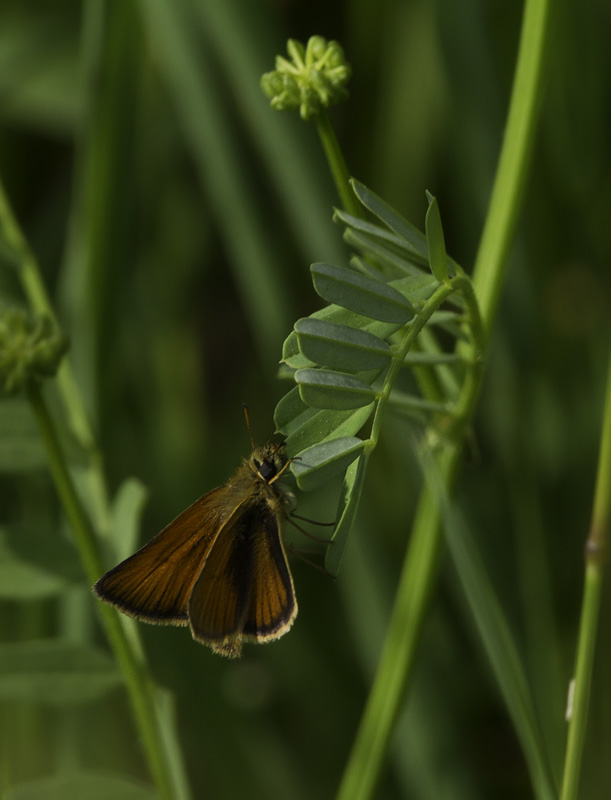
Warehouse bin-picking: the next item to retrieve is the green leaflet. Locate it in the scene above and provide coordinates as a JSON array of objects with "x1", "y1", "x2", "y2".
[
  {"x1": 295, "y1": 318, "x2": 391, "y2": 372},
  {"x1": 274, "y1": 180, "x2": 477, "y2": 575},
  {"x1": 291, "y1": 436, "x2": 366, "y2": 491},
  {"x1": 311, "y1": 263, "x2": 414, "y2": 324},
  {"x1": 296, "y1": 368, "x2": 378, "y2": 410}
]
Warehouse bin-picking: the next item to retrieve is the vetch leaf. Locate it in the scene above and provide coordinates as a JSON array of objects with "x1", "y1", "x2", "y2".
[
  {"x1": 296, "y1": 368, "x2": 378, "y2": 410},
  {"x1": 390, "y1": 274, "x2": 439, "y2": 306},
  {"x1": 274, "y1": 385, "x2": 319, "y2": 436},
  {"x1": 295, "y1": 318, "x2": 392, "y2": 372},
  {"x1": 425, "y1": 192, "x2": 449, "y2": 283},
  {"x1": 350, "y1": 179, "x2": 429, "y2": 257},
  {"x1": 311, "y1": 263, "x2": 414, "y2": 324},
  {"x1": 325, "y1": 452, "x2": 369, "y2": 576},
  {"x1": 335, "y1": 209, "x2": 428, "y2": 266},
  {"x1": 275, "y1": 387, "x2": 374, "y2": 455},
  {"x1": 282, "y1": 329, "x2": 317, "y2": 370},
  {"x1": 346, "y1": 232, "x2": 427, "y2": 277},
  {"x1": 0, "y1": 639, "x2": 123, "y2": 705},
  {"x1": 286, "y1": 405, "x2": 374, "y2": 456},
  {"x1": 291, "y1": 436, "x2": 365, "y2": 491}
]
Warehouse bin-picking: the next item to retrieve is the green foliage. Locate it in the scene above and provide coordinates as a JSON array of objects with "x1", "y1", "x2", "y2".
[
  {"x1": 276, "y1": 180, "x2": 483, "y2": 576},
  {"x1": 1, "y1": 2, "x2": 610, "y2": 800},
  {"x1": 0, "y1": 639, "x2": 122, "y2": 705}
]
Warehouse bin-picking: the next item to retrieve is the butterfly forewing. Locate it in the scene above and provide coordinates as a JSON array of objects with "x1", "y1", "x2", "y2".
[{"x1": 93, "y1": 488, "x2": 229, "y2": 623}]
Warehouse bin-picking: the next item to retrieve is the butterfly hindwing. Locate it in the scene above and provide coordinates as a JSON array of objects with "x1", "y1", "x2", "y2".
[
  {"x1": 187, "y1": 498, "x2": 296, "y2": 655},
  {"x1": 242, "y1": 513, "x2": 296, "y2": 641}
]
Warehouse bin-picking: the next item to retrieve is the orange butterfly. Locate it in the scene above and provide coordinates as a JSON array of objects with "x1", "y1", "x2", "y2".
[{"x1": 93, "y1": 438, "x2": 297, "y2": 658}]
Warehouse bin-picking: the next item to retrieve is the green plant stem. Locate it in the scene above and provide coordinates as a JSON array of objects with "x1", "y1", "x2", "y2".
[
  {"x1": 336, "y1": 446, "x2": 459, "y2": 800},
  {"x1": 0, "y1": 174, "x2": 110, "y2": 532},
  {"x1": 336, "y1": 0, "x2": 553, "y2": 796},
  {"x1": 471, "y1": 0, "x2": 553, "y2": 334},
  {"x1": 25, "y1": 382, "x2": 176, "y2": 800},
  {"x1": 339, "y1": 279, "x2": 482, "y2": 800},
  {"x1": 561, "y1": 348, "x2": 611, "y2": 800},
  {"x1": 316, "y1": 110, "x2": 362, "y2": 218}
]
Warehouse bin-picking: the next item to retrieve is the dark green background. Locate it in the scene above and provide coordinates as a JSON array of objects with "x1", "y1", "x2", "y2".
[{"x1": 1, "y1": 1, "x2": 610, "y2": 798}]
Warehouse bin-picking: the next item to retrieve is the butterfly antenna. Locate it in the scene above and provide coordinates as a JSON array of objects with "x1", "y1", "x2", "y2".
[{"x1": 242, "y1": 403, "x2": 255, "y2": 450}]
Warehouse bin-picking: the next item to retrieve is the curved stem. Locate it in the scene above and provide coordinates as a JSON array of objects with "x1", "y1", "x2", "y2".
[
  {"x1": 337, "y1": 0, "x2": 553, "y2": 796},
  {"x1": 0, "y1": 174, "x2": 110, "y2": 533},
  {"x1": 26, "y1": 383, "x2": 177, "y2": 800}
]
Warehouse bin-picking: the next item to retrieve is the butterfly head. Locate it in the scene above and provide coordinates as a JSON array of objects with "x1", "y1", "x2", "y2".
[{"x1": 250, "y1": 442, "x2": 288, "y2": 485}]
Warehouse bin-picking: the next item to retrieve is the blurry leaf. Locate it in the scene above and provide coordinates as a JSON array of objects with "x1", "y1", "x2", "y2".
[
  {"x1": 109, "y1": 477, "x2": 149, "y2": 561},
  {"x1": 4, "y1": 772, "x2": 156, "y2": 800},
  {"x1": 402, "y1": 351, "x2": 462, "y2": 365},
  {"x1": 291, "y1": 436, "x2": 365, "y2": 491},
  {"x1": 0, "y1": 640, "x2": 122, "y2": 705},
  {"x1": 425, "y1": 192, "x2": 448, "y2": 282},
  {"x1": 421, "y1": 455, "x2": 558, "y2": 800},
  {"x1": 0, "y1": 552, "x2": 66, "y2": 600},
  {"x1": 311, "y1": 263, "x2": 414, "y2": 324},
  {"x1": 0, "y1": 527, "x2": 82, "y2": 599},
  {"x1": 325, "y1": 453, "x2": 369, "y2": 576},
  {"x1": 153, "y1": 688, "x2": 193, "y2": 800},
  {"x1": 0, "y1": 398, "x2": 45, "y2": 472},
  {"x1": 429, "y1": 311, "x2": 469, "y2": 341},
  {"x1": 388, "y1": 393, "x2": 452, "y2": 415},
  {"x1": 295, "y1": 318, "x2": 392, "y2": 372},
  {"x1": 139, "y1": 1, "x2": 290, "y2": 362},
  {"x1": 192, "y1": 1, "x2": 345, "y2": 267},
  {"x1": 296, "y1": 368, "x2": 378, "y2": 410},
  {"x1": 0, "y1": 15, "x2": 81, "y2": 134}
]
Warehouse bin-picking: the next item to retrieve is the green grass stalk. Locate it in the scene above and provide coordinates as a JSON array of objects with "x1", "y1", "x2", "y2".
[
  {"x1": 26, "y1": 382, "x2": 176, "y2": 800},
  {"x1": 561, "y1": 348, "x2": 611, "y2": 799},
  {"x1": 0, "y1": 173, "x2": 187, "y2": 800},
  {"x1": 336, "y1": 0, "x2": 553, "y2": 796}
]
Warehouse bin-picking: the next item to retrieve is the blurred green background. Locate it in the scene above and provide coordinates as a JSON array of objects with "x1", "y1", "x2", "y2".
[{"x1": 1, "y1": 1, "x2": 610, "y2": 798}]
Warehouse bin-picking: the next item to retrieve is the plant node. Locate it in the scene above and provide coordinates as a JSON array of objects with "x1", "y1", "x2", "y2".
[{"x1": 0, "y1": 308, "x2": 68, "y2": 395}]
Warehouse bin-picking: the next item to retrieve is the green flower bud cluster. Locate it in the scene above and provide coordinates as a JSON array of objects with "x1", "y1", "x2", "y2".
[
  {"x1": 0, "y1": 309, "x2": 68, "y2": 395},
  {"x1": 261, "y1": 36, "x2": 351, "y2": 121}
]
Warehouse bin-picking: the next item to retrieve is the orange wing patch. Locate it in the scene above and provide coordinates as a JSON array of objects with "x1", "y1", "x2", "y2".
[{"x1": 93, "y1": 489, "x2": 228, "y2": 624}]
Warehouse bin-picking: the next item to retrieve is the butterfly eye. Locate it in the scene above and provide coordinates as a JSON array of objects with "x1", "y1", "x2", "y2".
[{"x1": 258, "y1": 459, "x2": 276, "y2": 482}]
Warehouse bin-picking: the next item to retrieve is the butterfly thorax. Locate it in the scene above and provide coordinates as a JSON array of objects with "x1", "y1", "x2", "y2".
[{"x1": 224, "y1": 442, "x2": 295, "y2": 516}]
